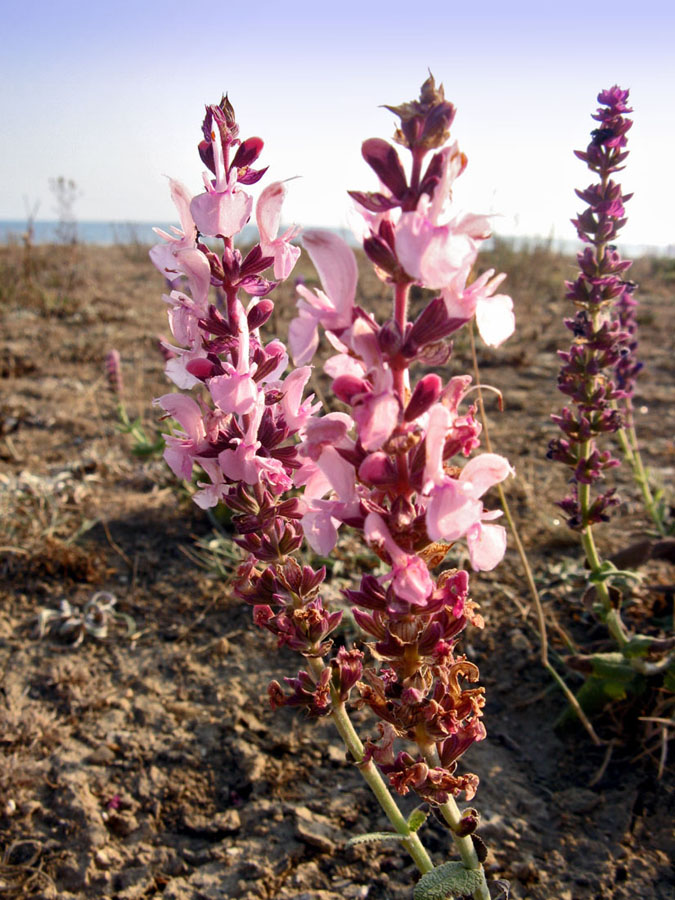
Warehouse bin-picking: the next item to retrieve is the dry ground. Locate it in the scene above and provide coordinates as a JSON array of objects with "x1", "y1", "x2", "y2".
[{"x1": 0, "y1": 240, "x2": 673, "y2": 900}]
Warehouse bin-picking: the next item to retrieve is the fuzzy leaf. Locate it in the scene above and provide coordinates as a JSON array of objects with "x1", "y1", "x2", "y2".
[
  {"x1": 664, "y1": 665, "x2": 675, "y2": 694},
  {"x1": 407, "y1": 806, "x2": 430, "y2": 833},
  {"x1": 413, "y1": 862, "x2": 485, "y2": 900},
  {"x1": 346, "y1": 831, "x2": 405, "y2": 847}
]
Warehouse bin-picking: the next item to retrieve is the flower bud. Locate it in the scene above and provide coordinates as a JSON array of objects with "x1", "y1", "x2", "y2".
[{"x1": 404, "y1": 374, "x2": 443, "y2": 421}]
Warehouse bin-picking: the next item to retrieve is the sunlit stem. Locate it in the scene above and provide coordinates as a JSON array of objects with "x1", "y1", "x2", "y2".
[{"x1": 307, "y1": 657, "x2": 434, "y2": 875}]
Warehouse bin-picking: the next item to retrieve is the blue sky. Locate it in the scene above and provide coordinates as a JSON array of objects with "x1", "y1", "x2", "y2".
[{"x1": 2, "y1": 0, "x2": 674, "y2": 246}]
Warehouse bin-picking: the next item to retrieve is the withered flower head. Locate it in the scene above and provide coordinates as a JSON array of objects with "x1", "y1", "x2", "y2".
[{"x1": 384, "y1": 74, "x2": 456, "y2": 151}]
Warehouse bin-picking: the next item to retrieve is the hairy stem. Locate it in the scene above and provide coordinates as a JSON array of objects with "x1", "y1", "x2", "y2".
[
  {"x1": 422, "y1": 745, "x2": 490, "y2": 900},
  {"x1": 393, "y1": 282, "x2": 410, "y2": 400},
  {"x1": 307, "y1": 658, "x2": 434, "y2": 874}
]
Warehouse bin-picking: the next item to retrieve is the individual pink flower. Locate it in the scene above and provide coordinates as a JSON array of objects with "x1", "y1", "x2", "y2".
[
  {"x1": 364, "y1": 512, "x2": 434, "y2": 607},
  {"x1": 300, "y1": 445, "x2": 359, "y2": 555},
  {"x1": 278, "y1": 366, "x2": 320, "y2": 431},
  {"x1": 150, "y1": 179, "x2": 211, "y2": 306},
  {"x1": 154, "y1": 393, "x2": 207, "y2": 480},
  {"x1": 256, "y1": 181, "x2": 301, "y2": 279},
  {"x1": 190, "y1": 123, "x2": 253, "y2": 238},
  {"x1": 208, "y1": 300, "x2": 259, "y2": 416},
  {"x1": 423, "y1": 404, "x2": 512, "y2": 569},
  {"x1": 289, "y1": 230, "x2": 358, "y2": 365},
  {"x1": 394, "y1": 144, "x2": 490, "y2": 291},
  {"x1": 442, "y1": 268, "x2": 515, "y2": 347},
  {"x1": 351, "y1": 366, "x2": 400, "y2": 451},
  {"x1": 218, "y1": 395, "x2": 291, "y2": 490}
]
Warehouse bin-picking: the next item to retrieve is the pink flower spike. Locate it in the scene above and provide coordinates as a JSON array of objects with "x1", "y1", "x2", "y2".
[
  {"x1": 364, "y1": 512, "x2": 433, "y2": 606},
  {"x1": 256, "y1": 181, "x2": 301, "y2": 279}
]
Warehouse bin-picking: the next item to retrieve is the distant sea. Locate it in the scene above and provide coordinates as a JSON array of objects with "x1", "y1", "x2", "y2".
[
  {"x1": 0, "y1": 219, "x2": 180, "y2": 246},
  {"x1": 1, "y1": 220, "x2": 673, "y2": 258}
]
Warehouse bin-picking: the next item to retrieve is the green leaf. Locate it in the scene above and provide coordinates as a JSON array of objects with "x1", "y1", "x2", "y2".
[
  {"x1": 346, "y1": 831, "x2": 405, "y2": 847},
  {"x1": 413, "y1": 862, "x2": 485, "y2": 900},
  {"x1": 623, "y1": 634, "x2": 657, "y2": 659},
  {"x1": 664, "y1": 664, "x2": 675, "y2": 694},
  {"x1": 588, "y1": 652, "x2": 636, "y2": 682},
  {"x1": 407, "y1": 806, "x2": 430, "y2": 833}
]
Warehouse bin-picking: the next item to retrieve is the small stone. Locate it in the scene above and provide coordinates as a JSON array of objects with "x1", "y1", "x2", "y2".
[
  {"x1": 86, "y1": 745, "x2": 116, "y2": 766},
  {"x1": 107, "y1": 812, "x2": 139, "y2": 837},
  {"x1": 553, "y1": 787, "x2": 602, "y2": 815},
  {"x1": 94, "y1": 849, "x2": 112, "y2": 869},
  {"x1": 294, "y1": 805, "x2": 339, "y2": 854}
]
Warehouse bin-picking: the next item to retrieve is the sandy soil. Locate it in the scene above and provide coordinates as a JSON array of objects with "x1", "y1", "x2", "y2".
[{"x1": 0, "y1": 241, "x2": 673, "y2": 899}]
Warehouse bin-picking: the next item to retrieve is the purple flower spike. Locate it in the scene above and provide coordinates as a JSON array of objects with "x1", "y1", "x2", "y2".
[{"x1": 550, "y1": 86, "x2": 640, "y2": 530}]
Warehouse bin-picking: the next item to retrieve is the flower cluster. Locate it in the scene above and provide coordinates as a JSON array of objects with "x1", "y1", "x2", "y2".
[
  {"x1": 548, "y1": 86, "x2": 637, "y2": 529},
  {"x1": 152, "y1": 81, "x2": 515, "y2": 817}
]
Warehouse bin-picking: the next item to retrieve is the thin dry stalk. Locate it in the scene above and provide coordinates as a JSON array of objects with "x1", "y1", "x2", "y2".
[{"x1": 468, "y1": 322, "x2": 602, "y2": 746}]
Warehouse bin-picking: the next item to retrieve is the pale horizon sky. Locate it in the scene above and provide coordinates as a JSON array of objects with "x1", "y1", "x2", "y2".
[{"x1": 2, "y1": 0, "x2": 674, "y2": 247}]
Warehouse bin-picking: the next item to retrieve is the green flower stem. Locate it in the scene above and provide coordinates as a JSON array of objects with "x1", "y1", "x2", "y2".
[
  {"x1": 422, "y1": 745, "x2": 490, "y2": 900},
  {"x1": 307, "y1": 657, "x2": 434, "y2": 875},
  {"x1": 616, "y1": 399, "x2": 665, "y2": 535},
  {"x1": 577, "y1": 484, "x2": 629, "y2": 649},
  {"x1": 467, "y1": 323, "x2": 602, "y2": 745}
]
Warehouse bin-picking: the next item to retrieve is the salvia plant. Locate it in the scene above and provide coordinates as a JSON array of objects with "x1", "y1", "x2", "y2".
[
  {"x1": 548, "y1": 86, "x2": 675, "y2": 715},
  {"x1": 151, "y1": 79, "x2": 517, "y2": 899}
]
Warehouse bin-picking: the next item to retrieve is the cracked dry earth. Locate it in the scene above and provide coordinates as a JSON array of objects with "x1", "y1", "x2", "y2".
[{"x1": 0, "y1": 243, "x2": 673, "y2": 900}]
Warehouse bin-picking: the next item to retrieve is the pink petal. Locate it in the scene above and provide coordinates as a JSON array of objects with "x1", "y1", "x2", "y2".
[
  {"x1": 256, "y1": 181, "x2": 285, "y2": 243},
  {"x1": 190, "y1": 188, "x2": 252, "y2": 238},
  {"x1": 155, "y1": 393, "x2": 204, "y2": 440},
  {"x1": 353, "y1": 392, "x2": 399, "y2": 451},
  {"x1": 289, "y1": 310, "x2": 320, "y2": 366},
  {"x1": 475, "y1": 293, "x2": 515, "y2": 347},
  {"x1": 301, "y1": 508, "x2": 340, "y2": 556},
  {"x1": 393, "y1": 555, "x2": 434, "y2": 607},
  {"x1": 163, "y1": 443, "x2": 194, "y2": 480},
  {"x1": 423, "y1": 403, "x2": 451, "y2": 488},
  {"x1": 209, "y1": 372, "x2": 258, "y2": 416},
  {"x1": 466, "y1": 522, "x2": 507, "y2": 571},
  {"x1": 317, "y1": 446, "x2": 356, "y2": 501},
  {"x1": 426, "y1": 481, "x2": 482, "y2": 543},
  {"x1": 303, "y1": 230, "x2": 357, "y2": 319},
  {"x1": 459, "y1": 453, "x2": 513, "y2": 498}
]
